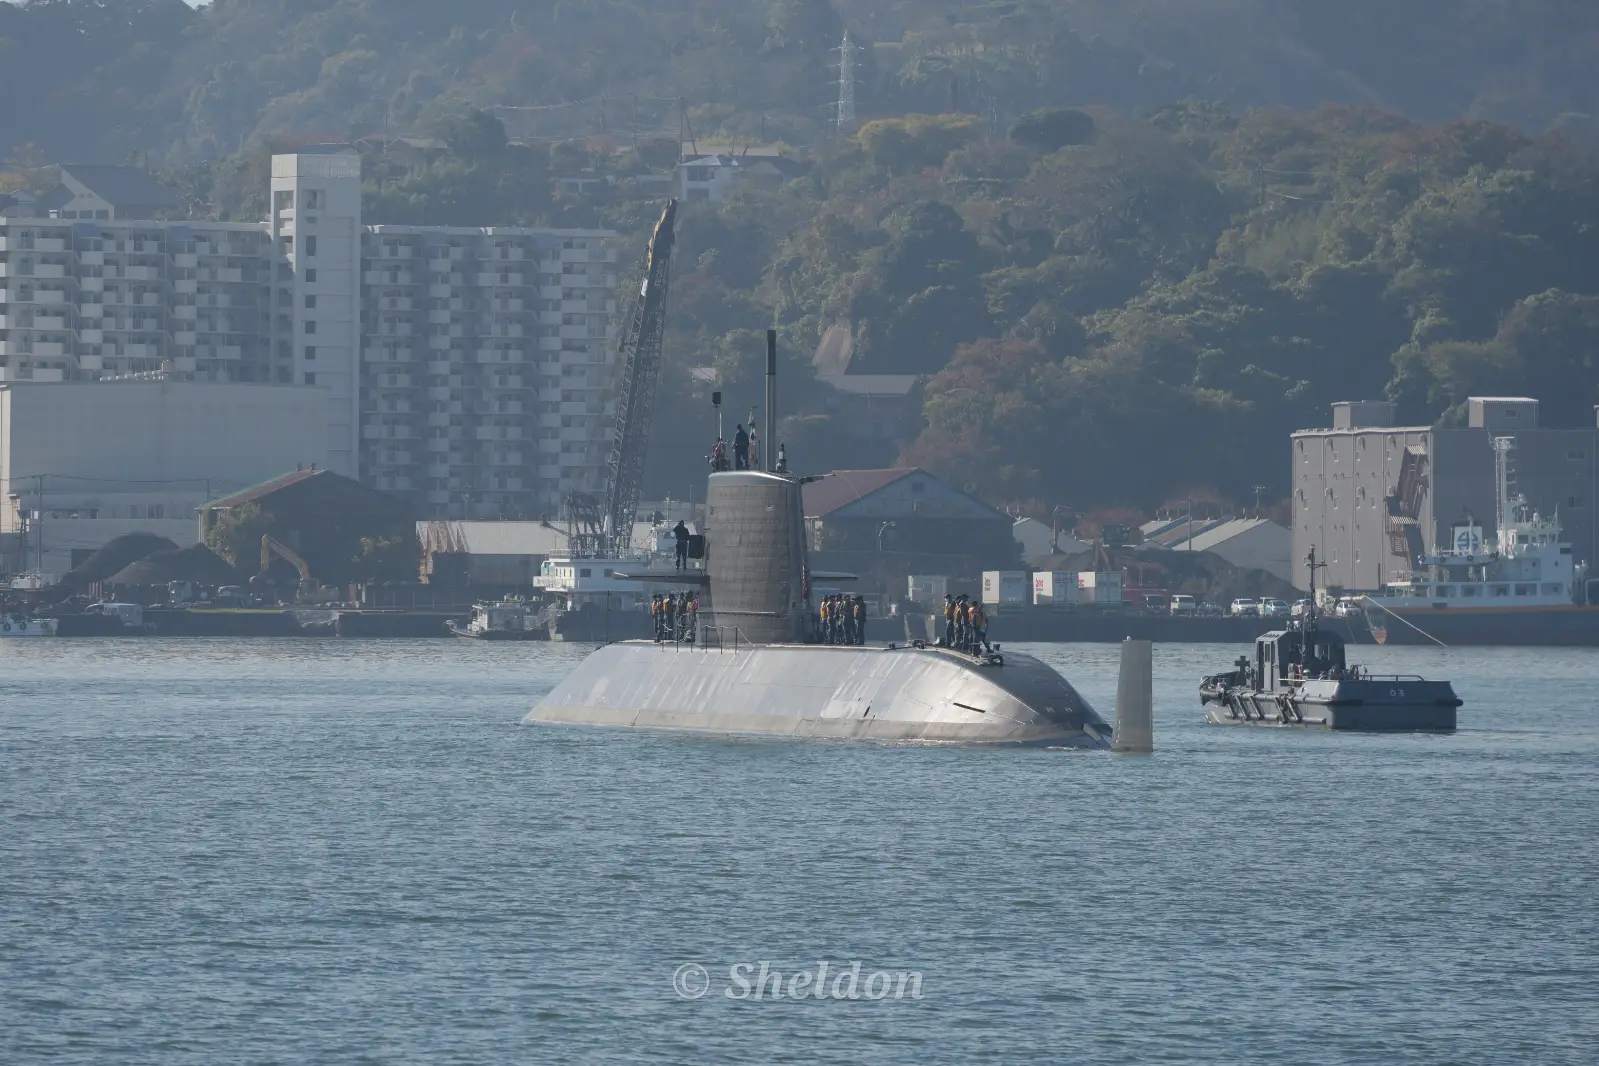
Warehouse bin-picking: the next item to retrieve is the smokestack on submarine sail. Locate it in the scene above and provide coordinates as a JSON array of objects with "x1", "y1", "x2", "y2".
[{"x1": 1113, "y1": 639, "x2": 1154, "y2": 753}]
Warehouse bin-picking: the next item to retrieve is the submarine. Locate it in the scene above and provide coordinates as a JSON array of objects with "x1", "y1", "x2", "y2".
[{"x1": 525, "y1": 337, "x2": 1114, "y2": 748}]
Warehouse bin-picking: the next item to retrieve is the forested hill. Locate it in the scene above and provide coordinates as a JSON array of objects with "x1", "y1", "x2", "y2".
[
  {"x1": 3, "y1": 1, "x2": 1599, "y2": 515},
  {"x1": 3, "y1": 0, "x2": 1599, "y2": 166}
]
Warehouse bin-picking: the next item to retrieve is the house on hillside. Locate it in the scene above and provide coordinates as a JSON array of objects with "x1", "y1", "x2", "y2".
[
  {"x1": 39, "y1": 165, "x2": 182, "y2": 221},
  {"x1": 676, "y1": 151, "x2": 804, "y2": 203}
]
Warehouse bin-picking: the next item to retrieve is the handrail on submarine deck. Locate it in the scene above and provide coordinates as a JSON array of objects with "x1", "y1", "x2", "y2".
[{"x1": 694, "y1": 625, "x2": 759, "y2": 653}]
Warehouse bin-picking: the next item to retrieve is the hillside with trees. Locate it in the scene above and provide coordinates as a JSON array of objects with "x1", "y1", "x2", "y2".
[{"x1": 3, "y1": 0, "x2": 1599, "y2": 513}]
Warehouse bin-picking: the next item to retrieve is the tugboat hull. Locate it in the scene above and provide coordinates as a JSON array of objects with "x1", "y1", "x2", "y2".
[
  {"x1": 527, "y1": 640, "x2": 1110, "y2": 747},
  {"x1": 1201, "y1": 677, "x2": 1460, "y2": 731}
]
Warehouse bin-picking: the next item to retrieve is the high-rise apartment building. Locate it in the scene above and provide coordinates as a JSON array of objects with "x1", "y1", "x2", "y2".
[
  {"x1": 0, "y1": 219, "x2": 275, "y2": 384},
  {"x1": 361, "y1": 225, "x2": 616, "y2": 519},
  {"x1": 0, "y1": 152, "x2": 620, "y2": 517},
  {"x1": 270, "y1": 148, "x2": 363, "y2": 479}
]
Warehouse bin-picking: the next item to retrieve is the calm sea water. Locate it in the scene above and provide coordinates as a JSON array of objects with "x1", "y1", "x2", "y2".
[{"x1": 2, "y1": 638, "x2": 1596, "y2": 1064}]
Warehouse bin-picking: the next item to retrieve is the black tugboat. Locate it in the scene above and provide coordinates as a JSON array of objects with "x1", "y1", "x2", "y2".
[{"x1": 1199, "y1": 548, "x2": 1462, "y2": 731}]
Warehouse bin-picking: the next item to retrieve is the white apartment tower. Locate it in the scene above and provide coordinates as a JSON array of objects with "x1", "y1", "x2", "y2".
[
  {"x1": 270, "y1": 148, "x2": 363, "y2": 477},
  {"x1": 361, "y1": 226, "x2": 617, "y2": 518}
]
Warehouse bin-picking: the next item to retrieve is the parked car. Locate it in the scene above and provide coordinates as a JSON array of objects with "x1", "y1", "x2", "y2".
[
  {"x1": 1259, "y1": 598, "x2": 1291, "y2": 618},
  {"x1": 1169, "y1": 594, "x2": 1196, "y2": 616},
  {"x1": 1229, "y1": 598, "x2": 1260, "y2": 617},
  {"x1": 1196, "y1": 601, "x2": 1224, "y2": 617},
  {"x1": 1289, "y1": 599, "x2": 1316, "y2": 618}
]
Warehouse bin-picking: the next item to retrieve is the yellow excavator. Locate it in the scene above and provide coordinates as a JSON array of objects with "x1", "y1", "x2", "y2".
[{"x1": 252, "y1": 533, "x2": 321, "y2": 601}]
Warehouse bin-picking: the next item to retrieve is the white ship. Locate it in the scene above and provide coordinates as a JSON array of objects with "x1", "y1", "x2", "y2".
[{"x1": 1354, "y1": 438, "x2": 1598, "y2": 645}]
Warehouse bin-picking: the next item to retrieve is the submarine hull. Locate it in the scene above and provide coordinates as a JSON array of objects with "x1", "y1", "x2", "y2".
[{"x1": 526, "y1": 641, "x2": 1110, "y2": 747}]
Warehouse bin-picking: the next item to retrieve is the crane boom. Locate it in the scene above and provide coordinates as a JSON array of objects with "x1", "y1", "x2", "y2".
[{"x1": 599, "y1": 199, "x2": 677, "y2": 554}]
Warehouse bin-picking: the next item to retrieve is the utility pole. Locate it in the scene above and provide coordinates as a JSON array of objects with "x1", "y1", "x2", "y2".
[
  {"x1": 1253, "y1": 485, "x2": 1267, "y2": 517},
  {"x1": 36, "y1": 474, "x2": 44, "y2": 574}
]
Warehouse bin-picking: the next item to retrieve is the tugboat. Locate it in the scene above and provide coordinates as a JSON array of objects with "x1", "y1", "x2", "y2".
[
  {"x1": 446, "y1": 599, "x2": 548, "y2": 640},
  {"x1": 1199, "y1": 548, "x2": 1461, "y2": 731}
]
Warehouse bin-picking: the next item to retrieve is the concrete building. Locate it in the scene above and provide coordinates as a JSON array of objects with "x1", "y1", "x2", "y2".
[
  {"x1": 360, "y1": 224, "x2": 617, "y2": 519},
  {"x1": 0, "y1": 148, "x2": 620, "y2": 516},
  {"x1": 1291, "y1": 398, "x2": 1599, "y2": 591},
  {"x1": 270, "y1": 147, "x2": 363, "y2": 479},
  {"x1": 0, "y1": 380, "x2": 328, "y2": 576},
  {"x1": 0, "y1": 216, "x2": 276, "y2": 385}
]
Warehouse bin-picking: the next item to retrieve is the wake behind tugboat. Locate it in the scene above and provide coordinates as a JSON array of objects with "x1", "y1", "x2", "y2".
[{"x1": 1199, "y1": 548, "x2": 1462, "y2": 731}]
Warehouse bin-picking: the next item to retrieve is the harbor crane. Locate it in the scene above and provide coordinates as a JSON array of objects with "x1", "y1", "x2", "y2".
[{"x1": 566, "y1": 199, "x2": 677, "y2": 557}]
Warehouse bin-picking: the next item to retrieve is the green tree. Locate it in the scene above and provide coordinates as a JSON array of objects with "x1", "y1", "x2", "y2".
[
  {"x1": 1009, "y1": 108, "x2": 1096, "y2": 152},
  {"x1": 203, "y1": 502, "x2": 275, "y2": 574}
]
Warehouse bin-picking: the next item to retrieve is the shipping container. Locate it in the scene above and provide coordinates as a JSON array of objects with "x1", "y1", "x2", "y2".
[
  {"x1": 1032, "y1": 571, "x2": 1080, "y2": 605},
  {"x1": 1077, "y1": 571, "x2": 1124, "y2": 604},
  {"x1": 982, "y1": 570, "x2": 1029, "y2": 606},
  {"x1": 907, "y1": 574, "x2": 949, "y2": 604}
]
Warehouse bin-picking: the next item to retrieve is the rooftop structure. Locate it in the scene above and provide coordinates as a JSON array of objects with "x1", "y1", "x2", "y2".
[{"x1": 43, "y1": 165, "x2": 183, "y2": 221}]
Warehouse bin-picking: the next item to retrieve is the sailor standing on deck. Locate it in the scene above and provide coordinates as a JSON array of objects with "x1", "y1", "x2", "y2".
[
  {"x1": 733, "y1": 424, "x2": 750, "y2": 470},
  {"x1": 955, "y1": 595, "x2": 971, "y2": 652},
  {"x1": 663, "y1": 592, "x2": 676, "y2": 641},
  {"x1": 673, "y1": 520, "x2": 690, "y2": 570},
  {"x1": 651, "y1": 593, "x2": 662, "y2": 641},
  {"x1": 852, "y1": 595, "x2": 866, "y2": 646},
  {"x1": 970, "y1": 601, "x2": 988, "y2": 654},
  {"x1": 943, "y1": 594, "x2": 956, "y2": 647}
]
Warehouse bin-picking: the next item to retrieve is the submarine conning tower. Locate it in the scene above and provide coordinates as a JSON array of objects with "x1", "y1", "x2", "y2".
[{"x1": 704, "y1": 469, "x2": 811, "y2": 643}]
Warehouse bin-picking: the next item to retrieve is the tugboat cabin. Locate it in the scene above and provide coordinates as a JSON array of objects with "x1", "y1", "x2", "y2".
[{"x1": 1256, "y1": 626, "x2": 1348, "y2": 689}]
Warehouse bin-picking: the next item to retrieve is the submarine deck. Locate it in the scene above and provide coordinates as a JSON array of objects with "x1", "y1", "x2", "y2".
[{"x1": 527, "y1": 640, "x2": 1109, "y2": 747}]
